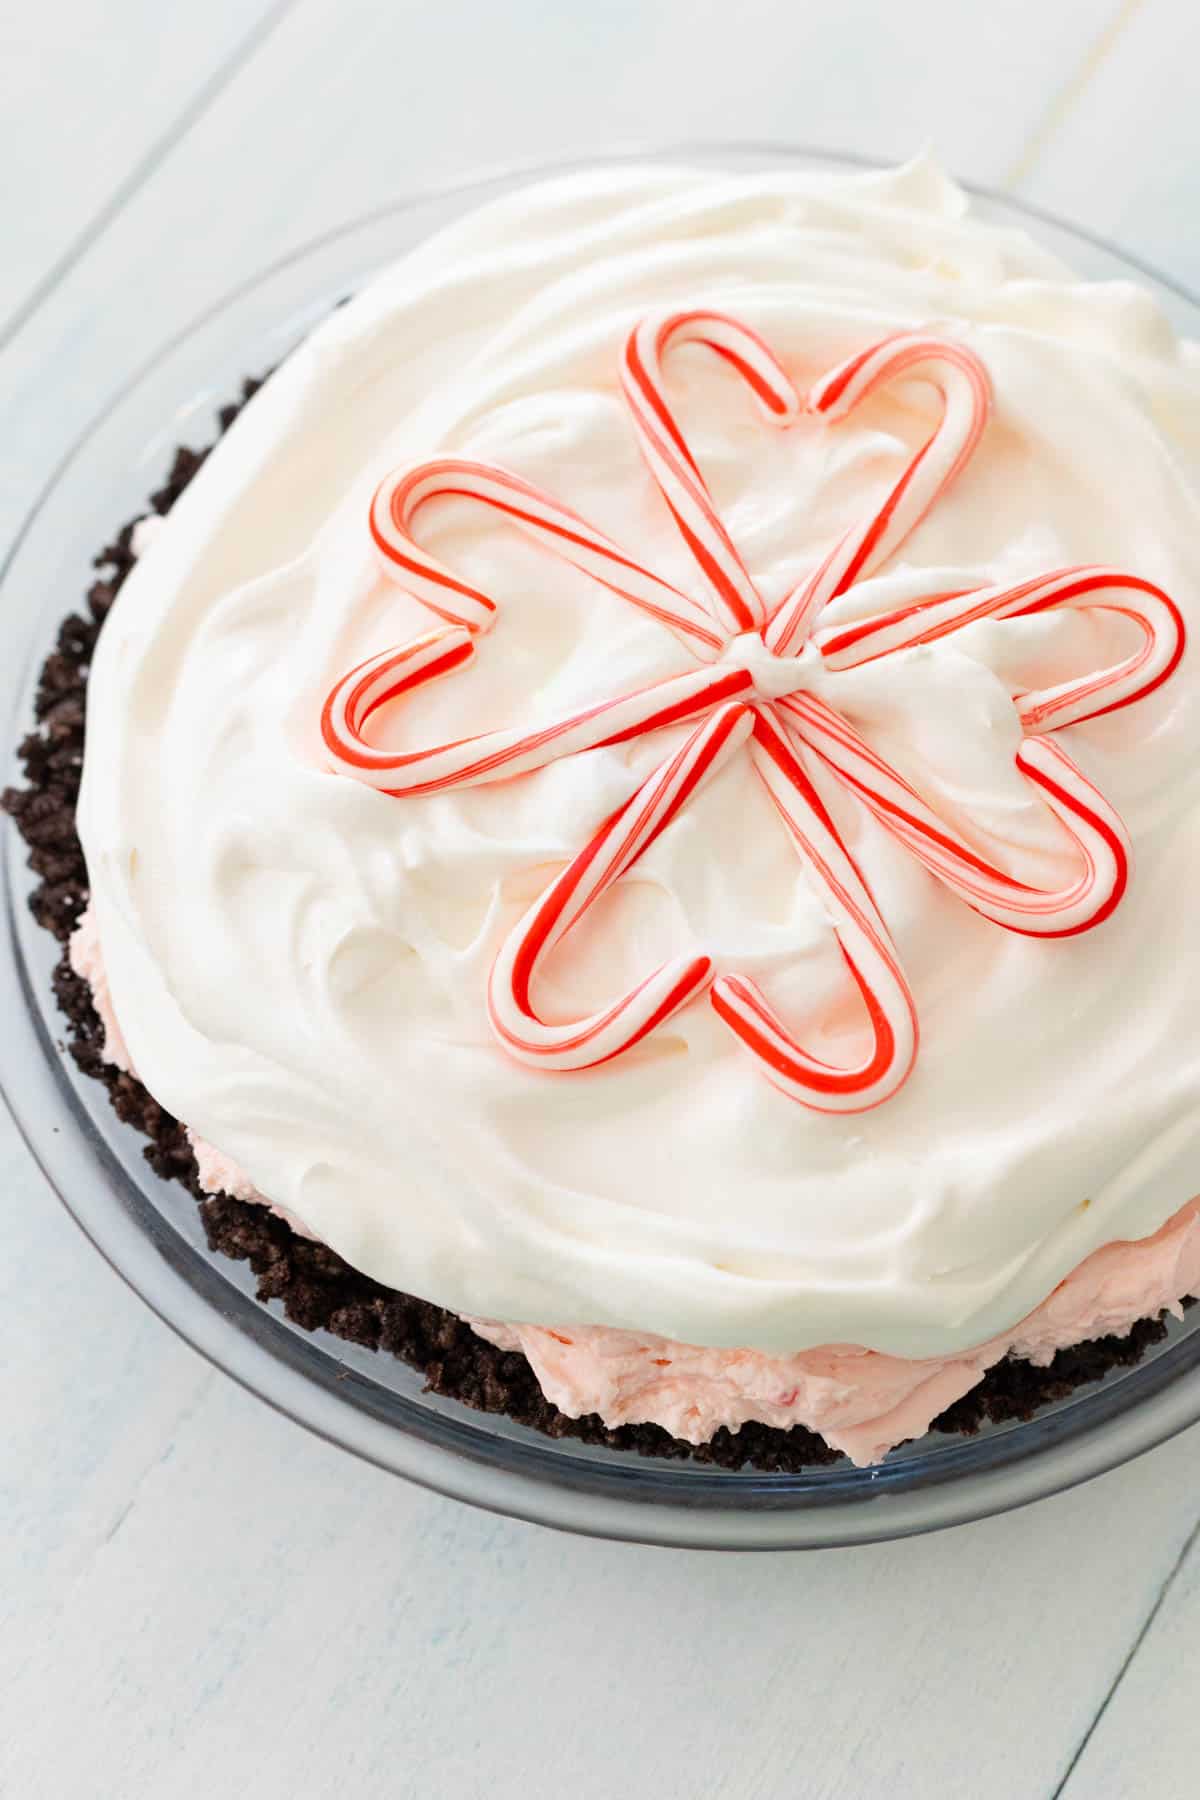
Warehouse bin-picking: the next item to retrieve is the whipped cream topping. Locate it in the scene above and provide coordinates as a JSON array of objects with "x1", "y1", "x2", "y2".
[
  {"x1": 78, "y1": 159, "x2": 1200, "y2": 1357},
  {"x1": 719, "y1": 632, "x2": 823, "y2": 700}
]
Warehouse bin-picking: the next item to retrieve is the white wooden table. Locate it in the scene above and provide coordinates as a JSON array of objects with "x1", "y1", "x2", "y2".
[{"x1": 4, "y1": 5, "x2": 1198, "y2": 1794}]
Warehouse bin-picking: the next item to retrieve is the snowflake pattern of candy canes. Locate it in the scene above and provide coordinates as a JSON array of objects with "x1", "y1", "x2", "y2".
[{"x1": 321, "y1": 310, "x2": 1184, "y2": 1112}]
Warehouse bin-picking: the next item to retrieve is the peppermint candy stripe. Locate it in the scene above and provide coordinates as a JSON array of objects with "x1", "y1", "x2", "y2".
[
  {"x1": 371, "y1": 458, "x2": 723, "y2": 655},
  {"x1": 766, "y1": 335, "x2": 992, "y2": 655},
  {"x1": 322, "y1": 644, "x2": 752, "y2": 796},
  {"x1": 488, "y1": 704, "x2": 753, "y2": 1069},
  {"x1": 621, "y1": 310, "x2": 799, "y2": 637},
  {"x1": 711, "y1": 707, "x2": 918, "y2": 1112},
  {"x1": 782, "y1": 693, "x2": 1130, "y2": 937},
  {"x1": 814, "y1": 565, "x2": 1185, "y2": 732}
]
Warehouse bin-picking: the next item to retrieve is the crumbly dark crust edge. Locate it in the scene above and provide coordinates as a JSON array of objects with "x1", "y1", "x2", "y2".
[{"x1": 1, "y1": 378, "x2": 1177, "y2": 1473}]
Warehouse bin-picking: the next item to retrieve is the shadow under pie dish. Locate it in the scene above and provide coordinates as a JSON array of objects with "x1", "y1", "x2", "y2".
[{"x1": 6, "y1": 148, "x2": 1200, "y2": 1548}]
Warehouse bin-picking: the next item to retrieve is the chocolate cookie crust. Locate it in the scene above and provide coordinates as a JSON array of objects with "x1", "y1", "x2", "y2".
[{"x1": 2, "y1": 379, "x2": 1175, "y2": 1472}]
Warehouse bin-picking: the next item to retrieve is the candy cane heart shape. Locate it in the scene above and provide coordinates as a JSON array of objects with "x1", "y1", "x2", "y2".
[
  {"x1": 766, "y1": 333, "x2": 993, "y2": 656},
  {"x1": 621, "y1": 309, "x2": 801, "y2": 638},
  {"x1": 710, "y1": 708, "x2": 918, "y2": 1113},
  {"x1": 488, "y1": 704, "x2": 753, "y2": 1070},
  {"x1": 321, "y1": 633, "x2": 754, "y2": 797},
  {"x1": 370, "y1": 456, "x2": 722, "y2": 656},
  {"x1": 781, "y1": 692, "x2": 1131, "y2": 938},
  {"x1": 813, "y1": 565, "x2": 1186, "y2": 734}
]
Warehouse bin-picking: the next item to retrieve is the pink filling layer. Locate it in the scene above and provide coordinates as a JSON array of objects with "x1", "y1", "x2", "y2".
[
  {"x1": 72, "y1": 906, "x2": 1200, "y2": 1464},
  {"x1": 469, "y1": 1201, "x2": 1200, "y2": 1465}
]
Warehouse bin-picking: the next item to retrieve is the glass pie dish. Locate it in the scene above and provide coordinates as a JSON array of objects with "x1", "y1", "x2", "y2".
[{"x1": 4, "y1": 144, "x2": 1200, "y2": 1550}]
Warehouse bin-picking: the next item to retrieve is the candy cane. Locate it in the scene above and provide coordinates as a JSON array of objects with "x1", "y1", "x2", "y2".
[
  {"x1": 766, "y1": 335, "x2": 992, "y2": 655},
  {"x1": 621, "y1": 310, "x2": 800, "y2": 637},
  {"x1": 781, "y1": 692, "x2": 1130, "y2": 937},
  {"x1": 372, "y1": 458, "x2": 723, "y2": 656},
  {"x1": 814, "y1": 565, "x2": 1186, "y2": 732},
  {"x1": 488, "y1": 704, "x2": 752, "y2": 1069},
  {"x1": 321, "y1": 634, "x2": 752, "y2": 796},
  {"x1": 710, "y1": 708, "x2": 918, "y2": 1111},
  {"x1": 320, "y1": 310, "x2": 1185, "y2": 1116}
]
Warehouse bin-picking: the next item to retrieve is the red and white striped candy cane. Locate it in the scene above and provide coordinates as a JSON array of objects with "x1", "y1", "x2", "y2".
[
  {"x1": 320, "y1": 307, "x2": 1186, "y2": 1114},
  {"x1": 371, "y1": 458, "x2": 723, "y2": 656},
  {"x1": 814, "y1": 565, "x2": 1186, "y2": 732},
  {"x1": 321, "y1": 633, "x2": 752, "y2": 796},
  {"x1": 766, "y1": 334, "x2": 992, "y2": 655},
  {"x1": 488, "y1": 704, "x2": 753, "y2": 1069},
  {"x1": 621, "y1": 310, "x2": 800, "y2": 638},
  {"x1": 780, "y1": 692, "x2": 1130, "y2": 937},
  {"x1": 710, "y1": 707, "x2": 918, "y2": 1112}
]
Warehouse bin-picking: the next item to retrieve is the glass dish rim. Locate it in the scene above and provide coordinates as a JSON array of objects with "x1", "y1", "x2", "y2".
[{"x1": 4, "y1": 140, "x2": 1200, "y2": 1551}]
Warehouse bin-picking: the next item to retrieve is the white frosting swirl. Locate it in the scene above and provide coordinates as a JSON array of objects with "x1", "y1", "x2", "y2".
[{"x1": 78, "y1": 158, "x2": 1200, "y2": 1357}]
